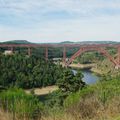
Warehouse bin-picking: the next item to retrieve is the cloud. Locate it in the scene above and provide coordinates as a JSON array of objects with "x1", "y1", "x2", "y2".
[
  {"x1": 1, "y1": 0, "x2": 120, "y2": 17},
  {"x1": 0, "y1": 0, "x2": 120, "y2": 42},
  {"x1": 0, "y1": 15, "x2": 120, "y2": 43}
]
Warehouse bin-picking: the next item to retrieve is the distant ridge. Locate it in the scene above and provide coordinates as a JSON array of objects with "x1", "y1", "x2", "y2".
[
  {"x1": 1, "y1": 40, "x2": 32, "y2": 44},
  {"x1": 60, "y1": 41, "x2": 120, "y2": 44},
  {"x1": 0, "y1": 40, "x2": 119, "y2": 44},
  {"x1": 60, "y1": 41, "x2": 74, "y2": 44}
]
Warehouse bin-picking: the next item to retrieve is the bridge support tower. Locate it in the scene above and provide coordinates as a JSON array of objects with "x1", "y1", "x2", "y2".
[
  {"x1": 10, "y1": 47, "x2": 14, "y2": 52},
  {"x1": 28, "y1": 47, "x2": 31, "y2": 56},
  {"x1": 45, "y1": 47, "x2": 48, "y2": 62},
  {"x1": 115, "y1": 46, "x2": 120, "y2": 69},
  {"x1": 63, "y1": 47, "x2": 66, "y2": 65}
]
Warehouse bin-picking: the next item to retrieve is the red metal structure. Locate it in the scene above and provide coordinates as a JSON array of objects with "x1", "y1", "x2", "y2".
[
  {"x1": 45, "y1": 47, "x2": 48, "y2": 61},
  {"x1": 63, "y1": 46, "x2": 66, "y2": 63},
  {"x1": 28, "y1": 47, "x2": 31, "y2": 56},
  {"x1": 116, "y1": 46, "x2": 120, "y2": 67},
  {"x1": 0, "y1": 43, "x2": 120, "y2": 69},
  {"x1": 66, "y1": 46, "x2": 117, "y2": 66}
]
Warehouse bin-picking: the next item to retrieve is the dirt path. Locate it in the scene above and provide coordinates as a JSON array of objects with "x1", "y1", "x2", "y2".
[{"x1": 25, "y1": 86, "x2": 58, "y2": 95}]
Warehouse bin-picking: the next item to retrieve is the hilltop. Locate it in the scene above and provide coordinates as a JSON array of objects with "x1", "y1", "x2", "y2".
[
  {"x1": 60, "y1": 41, "x2": 120, "y2": 44},
  {"x1": 0, "y1": 40, "x2": 32, "y2": 44},
  {"x1": 0, "y1": 40, "x2": 119, "y2": 44}
]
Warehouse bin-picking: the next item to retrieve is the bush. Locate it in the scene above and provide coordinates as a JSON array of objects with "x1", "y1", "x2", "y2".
[
  {"x1": 64, "y1": 86, "x2": 95, "y2": 108},
  {"x1": 0, "y1": 88, "x2": 44, "y2": 119}
]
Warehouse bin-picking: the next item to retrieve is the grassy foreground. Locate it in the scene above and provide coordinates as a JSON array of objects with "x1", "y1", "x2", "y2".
[
  {"x1": 1, "y1": 78, "x2": 120, "y2": 120},
  {"x1": 63, "y1": 78, "x2": 120, "y2": 120},
  {"x1": 40, "y1": 77, "x2": 120, "y2": 120},
  {"x1": 43, "y1": 78, "x2": 120, "y2": 120}
]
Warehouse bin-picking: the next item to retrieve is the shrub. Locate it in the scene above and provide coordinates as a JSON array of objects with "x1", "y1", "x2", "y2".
[{"x1": 0, "y1": 88, "x2": 44, "y2": 119}]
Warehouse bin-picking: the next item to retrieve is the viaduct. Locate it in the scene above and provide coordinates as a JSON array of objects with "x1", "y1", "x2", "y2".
[{"x1": 0, "y1": 43, "x2": 120, "y2": 69}]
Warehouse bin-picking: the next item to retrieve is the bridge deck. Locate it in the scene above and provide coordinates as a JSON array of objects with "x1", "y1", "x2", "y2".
[{"x1": 0, "y1": 43, "x2": 120, "y2": 48}]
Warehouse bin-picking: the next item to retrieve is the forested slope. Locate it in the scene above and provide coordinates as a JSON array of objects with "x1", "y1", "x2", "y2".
[{"x1": 0, "y1": 54, "x2": 63, "y2": 88}]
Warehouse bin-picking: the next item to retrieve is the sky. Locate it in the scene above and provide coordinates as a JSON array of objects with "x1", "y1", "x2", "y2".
[{"x1": 0, "y1": 0, "x2": 120, "y2": 43}]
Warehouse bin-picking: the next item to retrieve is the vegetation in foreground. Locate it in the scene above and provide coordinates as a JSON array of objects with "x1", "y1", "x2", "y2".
[
  {"x1": 1, "y1": 73, "x2": 120, "y2": 120},
  {"x1": 0, "y1": 68, "x2": 86, "y2": 120},
  {"x1": 0, "y1": 88, "x2": 44, "y2": 120},
  {"x1": 41, "y1": 75, "x2": 120, "y2": 120}
]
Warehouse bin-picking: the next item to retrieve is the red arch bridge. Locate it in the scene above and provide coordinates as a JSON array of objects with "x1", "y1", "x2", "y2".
[{"x1": 0, "y1": 43, "x2": 120, "y2": 69}]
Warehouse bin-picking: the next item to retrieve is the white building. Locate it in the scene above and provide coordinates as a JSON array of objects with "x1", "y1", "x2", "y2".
[{"x1": 4, "y1": 50, "x2": 13, "y2": 55}]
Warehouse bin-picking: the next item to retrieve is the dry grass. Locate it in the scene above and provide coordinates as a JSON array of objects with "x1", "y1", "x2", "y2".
[
  {"x1": 1, "y1": 95, "x2": 120, "y2": 120},
  {"x1": 1, "y1": 96, "x2": 120, "y2": 120},
  {"x1": 41, "y1": 95, "x2": 120, "y2": 120},
  {"x1": 1, "y1": 90, "x2": 120, "y2": 120},
  {"x1": 42, "y1": 115, "x2": 76, "y2": 120},
  {"x1": 0, "y1": 110, "x2": 12, "y2": 120}
]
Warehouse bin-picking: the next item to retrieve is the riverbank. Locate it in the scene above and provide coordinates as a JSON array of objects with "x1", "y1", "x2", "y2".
[
  {"x1": 90, "y1": 67, "x2": 105, "y2": 75},
  {"x1": 69, "y1": 63, "x2": 96, "y2": 69},
  {"x1": 69, "y1": 63, "x2": 104, "y2": 75}
]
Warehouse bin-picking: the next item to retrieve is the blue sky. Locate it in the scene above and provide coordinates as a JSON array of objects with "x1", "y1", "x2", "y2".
[{"x1": 0, "y1": 0, "x2": 120, "y2": 43}]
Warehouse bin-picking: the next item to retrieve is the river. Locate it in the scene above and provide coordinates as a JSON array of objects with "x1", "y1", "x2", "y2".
[
  {"x1": 26, "y1": 69, "x2": 99, "y2": 98},
  {"x1": 25, "y1": 69, "x2": 99, "y2": 101},
  {"x1": 72, "y1": 69, "x2": 99, "y2": 84}
]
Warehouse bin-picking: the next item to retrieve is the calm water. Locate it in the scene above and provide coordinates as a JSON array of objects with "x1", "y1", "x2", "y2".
[{"x1": 72, "y1": 69, "x2": 99, "y2": 84}]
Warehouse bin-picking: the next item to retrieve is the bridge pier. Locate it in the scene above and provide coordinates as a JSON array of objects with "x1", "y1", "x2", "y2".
[
  {"x1": 117, "y1": 47, "x2": 120, "y2": 65},
  {"x1": 45, "y1": 47, "x2": 48, "y2": 61},
  {"x1": 63, "y1": 47, "x2": 66, "y2": 65},
  {"x1": 28, "y1": 47, "x2": 31, "y2": 56},
  {"x1": 115, "y1": 65, "x2": 120, "y2": 69},
  {"x1": 10, "y1": 47, "x2": 14, "y2": 52},
  {"x1": 115, "y1": 46, "x2": 120, "y2": 69}
]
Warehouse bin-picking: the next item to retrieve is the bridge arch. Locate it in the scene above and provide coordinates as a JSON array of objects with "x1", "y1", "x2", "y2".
[{"x1": 66, "y1": 47, "x2": 117, "y2": 67}]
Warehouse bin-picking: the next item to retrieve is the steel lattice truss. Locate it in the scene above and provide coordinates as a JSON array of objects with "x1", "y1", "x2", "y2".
[{"x1": 0, "y1": 43, "x2": 120, "y2": 69}]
